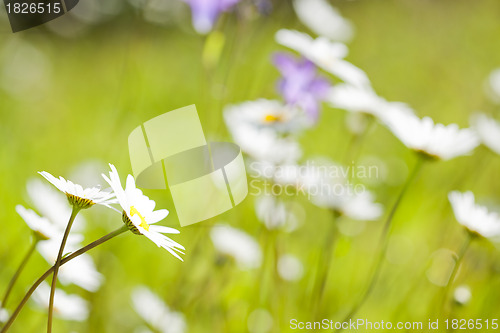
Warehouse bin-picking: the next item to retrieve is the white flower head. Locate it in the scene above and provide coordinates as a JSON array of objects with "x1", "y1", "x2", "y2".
[
  {"x1": 102, "y1": 164, "x2": 184, "y2": 261},
  {"x1": 224, "y1": 99, "x2": 313, "y2": 134},
  {"x1": 275, "y1": 29, "x2": 371, "y2": 90},
  {"x1": 210, "y1": 224, "x2": 262, "y2": 270},
  {"x1": 27, "y1": 178, "x2": 87, "y2": 232},
  {"x1": 301, "y1": 160, "x2": 383, "y2": 221},
  {"x1": 383, "y1": 109, "x2": 479, "y2": 160},
  {"x1": 449, "y1": 191, "x2": 500, "y2": 238},
  {"x1": 255, "y1": 195, "x2": 298, "y2": 231},
  {"x1": 485, "y1": 68, "x2": 500, "y2": 104},
  {"x1": 32, "y1": 282, "x2": 89, "y2": 322},
  {"x1": 0, "y1": 308, "x2": 8, "y2": 323},
  {"x1": 326, "y1": 84, "x2": 387, "y2": 118},
  {"x1": 472, "y1": 113, "x2": 500, "y2": 155},
  {"x1": 454, "y1": 285, "x2": 472, "y2": 305},
  {"x1": 292, "y1": 0, "x2": 354, "y2": 42},
  {"x1": 15, "y1": 204, "x2": 59, "y2": 240},
  {"x1": 132, "y1": 286, "x2": 187, "y2": 333},
  {"x1": 277, "y1": 254, "x2": 304, "y2": 282},
  {"x1": 37, "y1": 239, "x2": 104, "y2": 292},
  {"x1": 39, "y1": 171, "x2": 116, "y2": 209}
]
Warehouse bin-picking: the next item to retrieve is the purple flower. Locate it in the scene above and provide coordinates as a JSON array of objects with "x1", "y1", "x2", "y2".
[
  {"x1": 184, "y1": 0, "x2": 241, "y2": 34},
  {"x1": 273, "y1": 52, "x2": 330, "y2": 120}
]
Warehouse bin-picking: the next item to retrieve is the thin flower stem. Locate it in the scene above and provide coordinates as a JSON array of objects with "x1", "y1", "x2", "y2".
[
  {"x1": 440, "y1": 232, "x2": 473, "y2": 314},
  {"x1": 312, "y1": 211, "x2": 338, "y2": 318},
  {"x1": 1, "y1": 239, "x2": 38, "y2": 309},
  {"x1": 336, "y1": 157, "x2": 424, "y2": 332},
  {"x1": 0, "y1": 226, "x2": 128, "y2": 333},
  {"x1": 47, "y1": 206, "x2": 80, "y2": 333}
]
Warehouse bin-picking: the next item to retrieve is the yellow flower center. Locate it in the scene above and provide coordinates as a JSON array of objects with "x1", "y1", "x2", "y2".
[
  {"x1": 264, "y1": 114, "x2": 282, "y2": 123},
  {"x1": 130, "y1": 206, "x2": 150, "y2": 231}
]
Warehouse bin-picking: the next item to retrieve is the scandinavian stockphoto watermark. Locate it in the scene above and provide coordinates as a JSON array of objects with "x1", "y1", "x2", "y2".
[{"x1": 248, "y1": 160, "x2": 379, "y2": 198}]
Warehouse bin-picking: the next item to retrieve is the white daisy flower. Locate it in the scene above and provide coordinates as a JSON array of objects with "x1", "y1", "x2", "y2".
[
  {"x1": 15, "y1": 205, "x2": 59, "y2": 240},
  {"x1": 27, "y1": 179, "x2": 87, "y2": 232},
  {"x1": 301, "y1": 160, "x2": 383, "y2": 221},
  {"x1": 454, "y1": 285, "x2": 472, "y2": 305},
  {"x1": 383, "y1": 109, "x2": 479, "y2": 160},
  {"x1": 275, "y1": 29, "x2": 370, "y2": 89},
  {"x1": 0, "y1": 308, "x2": 8, "y2": 323},
  {"x1": 224, "y1": 99, "x2": 312, "y2": 134},
  {"x1": 210, "y1": 224, "x2": 262, "y2": 270},
  {"x1": 326, "y1": 84, "x2": 386, "y2": 117},
  {"x1": 32, "y1": 281, "x2": 89, "y2": 322},
  {"x1": 472, "y1": 113, "x2": 500, "y2": 155},
  {"x1": 449, "y1": 191, "x2": 500, "y2": 238},
  {"x1": 292, "y1": 0, "x2": 354, "y2": 42},
  {"x1": 255, "y1": 195, "x2": 298, "y2": 231},
  {"x1": 39, "y1": 171, "x2": 117, "y2": 209},
  {"x1": 37, "y1": 238, "x2": 104, "y2": 292},
  {"x1": 485, "y1": 68, "x2": 500, "y2": 104},
  {"x1": 132, "y1": 286, "x2": 187, "y2": 333},
  {"x1": 102, "y1": 164, "x2": 184, "y2": 261},
  {"x1": 277, "y1": 254, "x2": 304, "y2": 282}
]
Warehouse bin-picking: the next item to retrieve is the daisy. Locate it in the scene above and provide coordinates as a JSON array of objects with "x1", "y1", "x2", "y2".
[
  {"x1": 210, "y1": 224, "x2": 262, "y2": 270},
  {"x1": 472, "y1": 113, "x2": 500, "y2": 155},
  {"x1": 301, "y1": 160, "x2": 383, "y2": 221},
  {"x1": 224, "y1": 99, "x2": 312, "y2": 134},
  {"x1": 132, "y1": 286, "x2": 187, "y2": 333},
  {"x1": 226, "y1": 123, "x2": 302, "y2": 165},
  {"x1": 275, "y1": 29, "x2": 370, "y2": 90},
  {"x1": 15, "y1": 205, "x2": 59, "y2": 240},
  {"x1": 255, "y1": 195, "x2": 298, "y2": 231},
  {"x1": 449, "y1": 191, "x2": 500, "y2": 238},
  {"x1": 37, "y1": 239, "x2": 104, "y2": 292},
  {"x1": 382, "y1": 109, "x2": 479, "y2": 160},
  {"x1": 277, "y1": 254, "x2": 304, "y2": 282},
  {"x1": 32, "y1": 282, "x2": 89, "y2": 322},
  {"x1": 485, "y1": 68, "x2": 500, "y2": 104},
  {"x1": 102, "y1": 164, "x2": 184, "y2": 261},
  {"x1": 39, "y1": 171, "x2": 117, "y2": 210},
  {"x1": 292, "y1": 0, "x2": 353, "y2": 42},
  {"x1": 26, "y1": 179, "x2": 87, "y2": 231}
]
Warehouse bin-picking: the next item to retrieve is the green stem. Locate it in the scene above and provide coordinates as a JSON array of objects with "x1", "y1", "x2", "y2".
[
  {"x1": 1, "y1": 226, "x2": 128, "y2": 333},
  {"x1": 312, "y1": 211, "x2": 338, "y2": 318},
  {"x1": 1, "y1": 239, "x2": 38, "y2": 309},
  {"x1": 336, "y1": 158, "x2": 424, "y2": 332},
  {"x1": 441, "y1": 232, "x2": 473, "y2": 314},
  {"x1": 47, "y1": 206, "x2": 80, "y2": 333}
]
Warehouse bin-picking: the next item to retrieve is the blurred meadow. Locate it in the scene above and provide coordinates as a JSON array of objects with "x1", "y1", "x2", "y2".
[{"x1": 1, "y1": 0, "x2": 500, "y2": 332}]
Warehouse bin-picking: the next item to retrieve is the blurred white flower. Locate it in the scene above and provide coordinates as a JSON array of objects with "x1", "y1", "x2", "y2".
[
  {"x1": 102, "y1": 164, "x2": 184, "y2": 261},
  {"x1": 485, "y1": 68, "x2": 500, "y2": 104},
  {"x1": 454, "y1": 285, "x2": 472, "y2": 305},
  {"x1": 326, "y1": 84, "x2": 386, "y2": 117},
  {"x1": 449, "y1": 191, "x2": 500, "y2": 238},
  {"x1": 293, "y1": 0, "x2": 353, "y2": 42},
  {"x1": 37, "y1": 239, "x2": 104, "y2": 292},
  {"x1": 275, "y1": 29, "x2": 370, "y2": 89},
  {"x1": 247, "y1": 308, "x2": 273, "y2": 333},
  {"x1": 210, "y1": 224, "x2": 262, "y2": 269},
  {"x1": 472, "y1": 113, "x2": 500, "y2": 155},
  {"x1": 277, "y1": 254, "x2": 304, "y2": 281},
  {"x1": 383, "y1": 110, "x2": 479, "y2": 160},
  {"x1": 132, "y1": 286, "x2": 186, "y2": 333},
  {"x1": 301, "y1": 160, "x2": 383, "y2": 221},
  {"x1": 255, "y1": 195, "x2": 298, "y2": 231},
  {"x1": 27, "y1": 179, "x2": 87, "y2": 232},
  {"x1": 0, "y1": 308, "x2": 8, "y2": 323},
  {"x1": 15, "y1": 205, "x2": 59, "y2": 240},
  {"x1": 224, "y1": 99, "x2": 312, "y2": 133},
  {"x1": 39, "y1": 171, "x2": 117, "y2": 210},
  {"x1": 32, "y1": 282, "x2": 89, "y2": 322}
]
